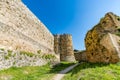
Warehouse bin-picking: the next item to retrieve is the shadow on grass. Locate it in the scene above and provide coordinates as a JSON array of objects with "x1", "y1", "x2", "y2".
[
  {"x1": 49, "y1": 62, "x2": 76, "y2": 74},
  {"x1": 69, "y1": 62, "x2": 109, "y2": 76},
  {"x1": 48, "y1": 62, "x2": 109, "y2": 75}
]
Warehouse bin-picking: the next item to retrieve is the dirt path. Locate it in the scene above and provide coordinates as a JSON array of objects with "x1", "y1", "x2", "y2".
[{"x1": 52, "y1": 63, "x2": 79, "y2": 80}]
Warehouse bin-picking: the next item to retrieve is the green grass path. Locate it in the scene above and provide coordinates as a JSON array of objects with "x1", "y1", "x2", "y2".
[
  {"x1": 62, "y1": 62, "x2": 120, "y2": 80},
  {"x1": 0, "y1": 62, "x2": 75, "y2": 80}
]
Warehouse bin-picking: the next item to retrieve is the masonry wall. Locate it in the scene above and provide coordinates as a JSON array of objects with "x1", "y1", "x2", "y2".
[
  {"x1": 0, "y1": 0, "x2": 54, "y2": 54},
  {"x1": 54, "y1": 35, "x2": 60, "y2": 55},
  {"x1": 74, "y1": 51, "x2": 87, "y2": 62},
  {"x1": 54, "y1": 34, "x2": 75, "y2": 62},
  {"x1": 0, "y1": 49, "x2": 58, "y2": 70}
]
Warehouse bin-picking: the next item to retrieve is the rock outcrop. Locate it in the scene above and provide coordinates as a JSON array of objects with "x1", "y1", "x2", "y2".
[{"x1": 85, "y1": 12, "x2": 120, "y2": 63}]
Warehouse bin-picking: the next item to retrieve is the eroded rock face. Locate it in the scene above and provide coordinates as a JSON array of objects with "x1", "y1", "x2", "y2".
[{"x1": 85, "y1": 12, "x2": 120, "y2": 63}]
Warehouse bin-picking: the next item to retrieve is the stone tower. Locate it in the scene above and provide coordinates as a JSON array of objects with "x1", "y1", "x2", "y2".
[
  {"x1": 54, "y1": 34, "x2": 60, "y2": 60},
  {"x1": 0, "y1": 0, "x2": 54, "y2": 54},
  {"x1": 54, "y1": 34, "x2": 75, "y2": 62},
  {"x1": 54, "y1": 35, "x2": 60, "y2": 55}
]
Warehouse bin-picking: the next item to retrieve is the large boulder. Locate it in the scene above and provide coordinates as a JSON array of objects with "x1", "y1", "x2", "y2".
[{"x1": 85, "y1": 12, "x2": 120, "y2": 63}]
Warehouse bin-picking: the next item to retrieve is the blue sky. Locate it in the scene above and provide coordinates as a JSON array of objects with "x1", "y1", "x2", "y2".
[{"x1": 22, "y1": 0, "x2": 120, "y2": 50}]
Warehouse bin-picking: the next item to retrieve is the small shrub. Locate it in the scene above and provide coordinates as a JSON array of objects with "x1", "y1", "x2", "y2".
[
  {"x1": 116, "y1": 32, "x2": 120, "y2": 36},
  {"x1": 20, "y1": 57, "x2": 22, "y2": 60},
  {"x1": 4, "y1": 50, "x2": 13, "y2": 60},
  {"x1": 20, "y1": 51, "x2": 34, "y2": 57},
  {"x1": 0, "y1": 48, "x2": 4, "y2": 51},
  {"x1": 13, "y1": 62, "x2": 16, "y2": 65},
  {"x1": 13, "y1": 53, "x2": 16, "y2": 57},
  {"x1": 37, "y1": 50, "x2": 41, "y2": 54},
  {"x1": 8, "y1": 50, "x2": 12, "y2": 57},
  {"x1": 4, "y1": 56, "x2": 9, "y2": 59},
  {"x1": 42, "y1": 54, "x2": 56, "y2": 59},
  {"x1": 8, "y1": 50, "x2": 12, "y2": 54}
]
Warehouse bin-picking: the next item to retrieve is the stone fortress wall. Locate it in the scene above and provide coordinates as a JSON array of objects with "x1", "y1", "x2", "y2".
[
  {"x1": 0, "y1": 49, "x2": 47, "y2": 70},
  {"x1": 0, "y1": 0, "x2": 76, "y2": 69},
  {"x1": 54, "y1": 34, "x2": 75, "y2": 62},
  {"x1": 0, "y1": 0, "x2": 54, "y2": 54}
]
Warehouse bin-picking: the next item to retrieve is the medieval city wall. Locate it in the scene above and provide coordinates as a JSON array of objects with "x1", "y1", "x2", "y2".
[{"x1": 0, "y1": 0, "x2": 54, "y2": 54}]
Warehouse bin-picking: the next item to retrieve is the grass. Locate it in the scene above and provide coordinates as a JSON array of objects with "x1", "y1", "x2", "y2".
[
  {"x1": 0, "y1": 62, "x2": 75, "y2": 80},
  {"x1": 51, "y1": 62, "x2": 76, "y2": 72},
  {"x1": 62, "y1": 62, "x2": 120, "y2": 80}
]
